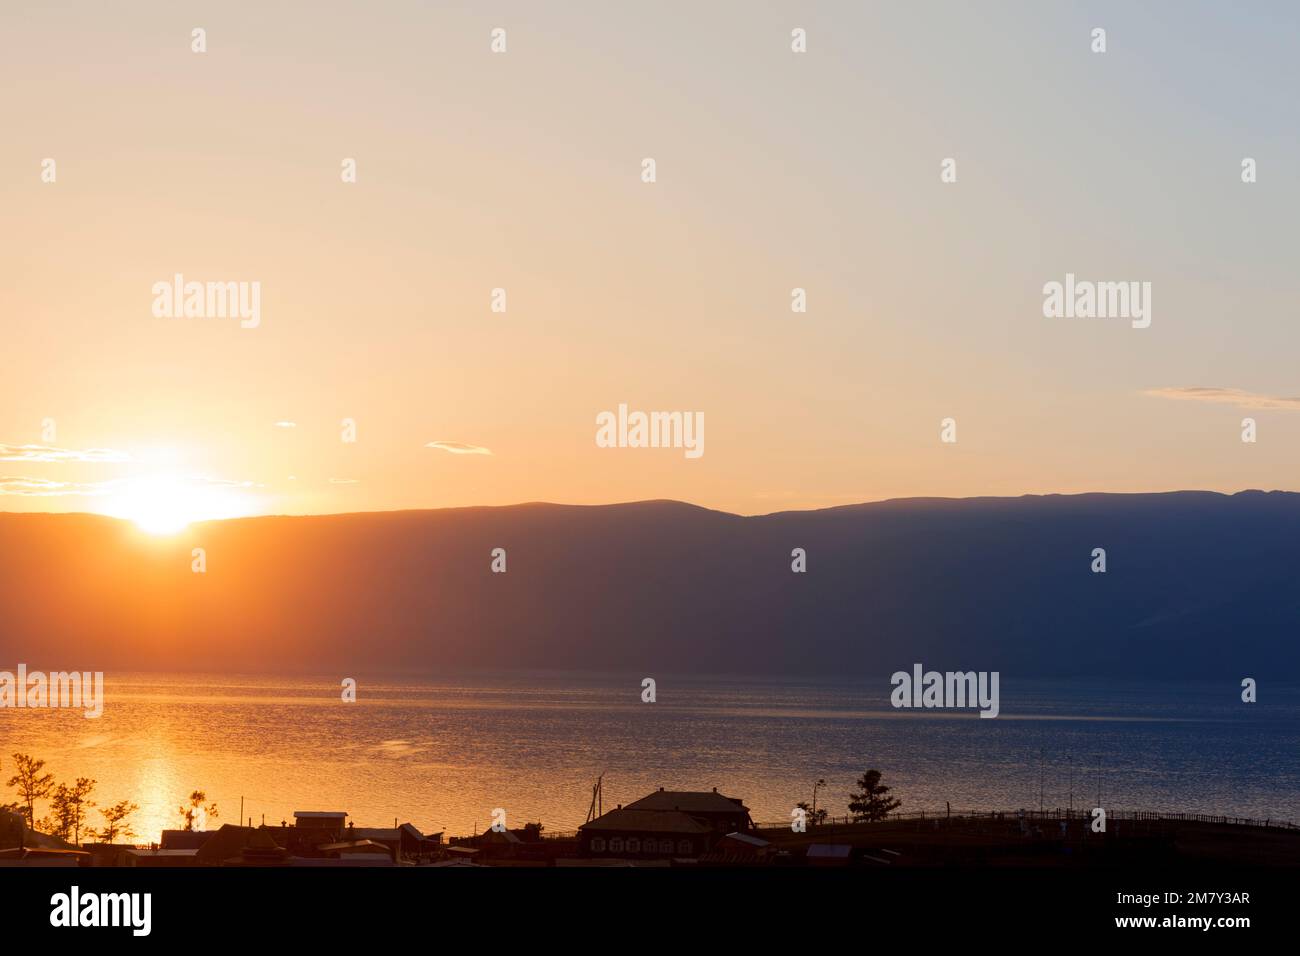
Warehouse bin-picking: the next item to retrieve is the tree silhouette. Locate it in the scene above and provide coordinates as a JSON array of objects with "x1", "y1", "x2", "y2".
[
  {"x1": 178, "y1": 790, "x2": 219, "y2": 831},
  {"x1": 93, "y1": 799, "x2": 140, "y2": 844},
  {"x1": 6, "y1": 753, "x2": 55, "y2": 828},
  {"x1": 847, "y1": 769, "x2": 901, "y2": 822},
  {"x1": 0, "y1": 755, "x2": 23, "y2": 816},
  {"x1": 45, "y1": 777, "x2": 96, "y2": 845}
]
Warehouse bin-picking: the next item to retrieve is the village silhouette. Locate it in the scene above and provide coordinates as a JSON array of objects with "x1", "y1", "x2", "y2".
[{"x1": 4, "y1": 757, "x2": 1296, "y2": 869}]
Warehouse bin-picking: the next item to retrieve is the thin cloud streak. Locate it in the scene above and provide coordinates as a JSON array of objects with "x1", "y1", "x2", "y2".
[
  {"x1": 425, "y1": 441, "x2": 492, "y2": 456},
  {"x1": 1, "y1": 474, "x2": 259, "y2": 497},
  {"x1": 1143, "y1": 387, "x2": 1300, "y2": 411},
  {"x1": 0, "y1": 476, "x2": 125, "y2": 497},
  {"x1": 0, "y1": 443, "x2": 134, "y2": 463}
]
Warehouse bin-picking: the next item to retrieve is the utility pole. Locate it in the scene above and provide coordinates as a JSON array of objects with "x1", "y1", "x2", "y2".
[
  {"x1": 1039, "y1": 749, "x2": 1044, "y2": 814},
  {"x1": 586, "y1": 774, "x2": 604, "y2": 823},
  {"x1": 1069, "y1": 756, "x2": 1075, "y2": 815},
  {"x1": 812, "y1": 778, "x2": 826, "y2": 819}
]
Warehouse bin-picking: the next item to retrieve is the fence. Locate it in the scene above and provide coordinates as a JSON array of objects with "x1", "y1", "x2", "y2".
[{"x1": 752, "y1": 808, "x2": 1298, "y2": 833}]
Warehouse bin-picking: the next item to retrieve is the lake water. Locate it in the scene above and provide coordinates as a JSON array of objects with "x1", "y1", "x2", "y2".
[{"x1": 3, "y1": 672, "x2": 1297, "y2": 842}]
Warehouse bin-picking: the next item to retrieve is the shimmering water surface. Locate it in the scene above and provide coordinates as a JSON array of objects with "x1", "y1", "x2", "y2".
[{"x1": 4, "y1": 672, "x2": 1297, "y2": 842}]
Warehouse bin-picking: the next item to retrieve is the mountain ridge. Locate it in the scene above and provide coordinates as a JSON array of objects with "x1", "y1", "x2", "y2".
[{"x1": 2, "y1": 490, "x2": 1297, "y2": 679}]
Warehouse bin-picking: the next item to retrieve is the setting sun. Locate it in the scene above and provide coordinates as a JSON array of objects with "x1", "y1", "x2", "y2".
[{"x1": 101, "y1": 474, "x2": 255, "y2": 534}]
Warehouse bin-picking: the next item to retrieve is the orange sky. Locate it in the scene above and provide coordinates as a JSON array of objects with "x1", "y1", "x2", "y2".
[{"x1": 4, "y1": 2, "x2": 1300, "y2": 530}]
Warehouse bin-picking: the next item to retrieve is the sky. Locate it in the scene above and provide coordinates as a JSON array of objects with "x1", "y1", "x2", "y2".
[{"x1": 3, "y1": 1, "x2": 1299, "y2": 528}]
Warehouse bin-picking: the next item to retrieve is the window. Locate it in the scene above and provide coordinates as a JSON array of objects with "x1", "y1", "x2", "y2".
[
  {"x1": 609, "y1": 837, "x2": 624, "y2": 853},
  {"x1": 677, "y1": 839, "x2": 692, "y2": 854},
  {"x1": 660, "y1": 839, "x2": 674, "y2": 853},
  {"x1": 626, "y1": 837, "x2": 640, "y2": 853},
  {"x1": 590, "y1": 837, "x2": 606, "y2": 853}
]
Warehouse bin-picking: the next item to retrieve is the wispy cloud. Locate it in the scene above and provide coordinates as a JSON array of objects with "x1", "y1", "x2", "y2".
[
  {"x1": 274, "y1": 421, "x2": 297, "y2": 428},
  {"x1": 0, "y1": 476, "x2": 125, "y2": 497},
  {"x1": 0, "y1": 443, "x2": 133, "y2": 463},
  {"x1": 370, "y1": 739, "x2": 427, "y2": 758},
  {"x1": 425, "y1": 440, "x2": 492, "y2": 456},
  {"x1": 1143, "y1": 387, "x2": 1300, "y2": 411},
  {"x1": 0, "y1": 474, "x2": 258, "y2": 497},
  {"x1": 187, "y1": 476, "x2": 260, "y2": 488},
  {"x1": 329, "y1": 477, "x2": 360, "y2": 484}
]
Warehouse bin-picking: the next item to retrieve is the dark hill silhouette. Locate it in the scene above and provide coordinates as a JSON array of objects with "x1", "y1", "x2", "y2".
[{"x1": 1, "y1": 491, "x2": 1297, "y2": 678}]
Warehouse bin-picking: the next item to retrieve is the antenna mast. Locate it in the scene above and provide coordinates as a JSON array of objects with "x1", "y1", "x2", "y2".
[{"x1": 586, "y1": 774, "x2": 604, "y2": 823}]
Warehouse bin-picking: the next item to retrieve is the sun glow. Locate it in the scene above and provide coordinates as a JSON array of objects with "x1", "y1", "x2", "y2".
[{"x1": 102, "y1": 474, "x2": 255, "y2": 535}]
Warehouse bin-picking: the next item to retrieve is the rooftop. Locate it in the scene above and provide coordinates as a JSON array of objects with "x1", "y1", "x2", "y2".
[
  {"x1": 319, "y1": 840, "x2": 391, "y2": 854},
  {"x1": 721, "y1": 832, "x2": 770, "y2": 848},
  {"x1": 195, "y1": 825, "x2": 283, "y2": 865},
  {"x1": 352, "y1": 823, "x2": 425, "y2": 842},
  {"x1": 806, "y1": 843, "x2": 853, "y2": 859},
  {"x1": 624, "y1": 788, "x2": 749, "y2": 815}
]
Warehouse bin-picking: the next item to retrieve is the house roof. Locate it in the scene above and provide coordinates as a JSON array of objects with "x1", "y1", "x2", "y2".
[
  {"x1": 624, "y1": 789, "x2": 749, "y2": 815},
  {"x1": 1, "y1": 810, "x2": 78, "y2": 850},
  {"x1": 350, "y1": 828, "x2": 394, "y2": 840},
  {"x1": 426, "y1": 859, "x2": 485, "y2": 867},
  {"x1": 160, "y1": 829, "x2": 211, "y2": 850},
  {"x1": 293, "y1": 811, "x2": 348, "y2": 819},
  {"x1": 195, "y1": 825, "x2": 282, "y2": 865},
  {"x1": 319, "y1": 840, "x2": 391, "y2": 854},
  {"x1": 806, "y1": 843, "x2": 853, "y2": 858},
  {"x1": 0, "y1": 846, "x2": 91, "y2": 859},
  {"x1": 720, "y1": 831, "x2": 770, "y2": 848},
  {"x1": 579, "y1": 808, "x2": 713, "y2": 835},
  {"x1": 351, "y1": 823, "x2": 424, "y2": 842}
]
